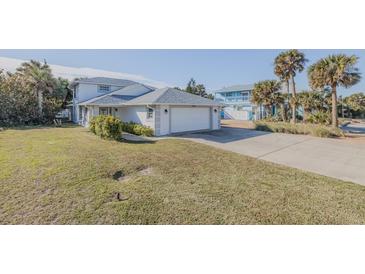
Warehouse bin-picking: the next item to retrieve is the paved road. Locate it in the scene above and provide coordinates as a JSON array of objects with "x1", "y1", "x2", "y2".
[
  {"x1": 342, "y1": 122, "x2": 365, "y2": 134},
  {"x1": 178, "y1": 126, "x2": 365, "y2": 185}
]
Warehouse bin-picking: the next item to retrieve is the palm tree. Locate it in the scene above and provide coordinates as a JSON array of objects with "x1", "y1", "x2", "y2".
[
  {"x1": 251, "y1": 80, "x2": 282, "y2": 118},
  {"x1": 16, "y1": 60, "x2": 55, "y2": 117},
  {"x1": 297, "y1": 91, "x2": 323, "y2": 122},
  {"x1": 274, "y1": 53, "x2": 291, "y2": 121},
  {"x1": 274, "y1": 50, "x2": 307, "y2": 124},
  {"x1": 272, "y1": 92, "x2": 286, "y2": 121},
  {"x1": 308, "y1": 54, "x2": 361, "y2": 127}
]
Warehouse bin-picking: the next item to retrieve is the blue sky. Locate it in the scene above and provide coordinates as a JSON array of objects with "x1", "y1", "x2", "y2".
[{"x1": 0, "y1": 49, "x2": 364, "y2": 96}]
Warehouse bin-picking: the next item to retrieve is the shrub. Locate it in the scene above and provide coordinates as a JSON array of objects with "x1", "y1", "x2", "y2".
[
  {"x1": 89, "y1": 115, "x2": 122, "y2": 140},
  {"x1": 121, "y1": 121, "x2": 154, "y2": 137},
  {"x1": 254, "y1": 121, "x2": 344, "y2": 138},
  {"x1": 307, "y1": 111, "x2": 331, "y2": 125}
]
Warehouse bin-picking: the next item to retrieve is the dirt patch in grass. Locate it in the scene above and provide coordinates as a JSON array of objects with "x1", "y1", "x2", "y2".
[
  {"x1": 112, "y1": 192, "x2": 129, "y2": 201},
  {"x1": 112, "y1": 170, "x2": 131, "y2": 182},
  {"x1": 137, "y1": 166, "x2": 153, "y2": 176}
]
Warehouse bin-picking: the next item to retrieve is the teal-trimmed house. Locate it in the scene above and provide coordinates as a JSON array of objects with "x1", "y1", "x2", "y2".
[{"x1": 214, "y1": 84, "x2": 262, "y2": 120}]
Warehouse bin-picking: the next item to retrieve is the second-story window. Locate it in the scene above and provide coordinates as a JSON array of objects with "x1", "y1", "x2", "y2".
[
  {"x1": 98, "y1": 85, "x2": 111, "y2": 93},
  {"x1": 242, "y1": 92, "x2": 249, "y2": 101}
]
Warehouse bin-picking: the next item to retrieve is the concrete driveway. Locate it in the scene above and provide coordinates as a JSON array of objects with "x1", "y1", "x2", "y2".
[{"x1": 178, "y1": 126, "x2": 365, "y2": 185}]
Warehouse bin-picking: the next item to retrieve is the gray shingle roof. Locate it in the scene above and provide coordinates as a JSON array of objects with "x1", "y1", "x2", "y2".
[
  {"x1": 215, "y1": 84, "x2": 254, "y2": 93},
  {"x1": 80, "y1": 86, "x2": 220, "y2": 107},
  {"x1": 126, "y1": 88, "x2": 221, "y2": 106},
  {"x1": 79, "y1": 83, "x2": 154, "y2": 106},
  {"x1": 72, "y1": 77, "x2": 138, "y2": 87},
  {"x1": 86, "y1": 95, "x2": 138, "y2": 106}
]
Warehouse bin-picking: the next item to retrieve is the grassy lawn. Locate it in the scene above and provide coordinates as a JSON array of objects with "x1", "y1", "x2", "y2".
[{"x1": 1, "y1": 126, "x2": 365, "y2": 224}]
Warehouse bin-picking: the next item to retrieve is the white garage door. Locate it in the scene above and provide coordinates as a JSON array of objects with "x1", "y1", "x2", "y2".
[{"x1": 171, "y1": 107, "x2": 210, "y2": 133}]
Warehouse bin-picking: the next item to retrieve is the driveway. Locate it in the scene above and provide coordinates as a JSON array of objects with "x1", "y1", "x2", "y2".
[{"x1": 178, "y1": 126, "x2": 365, "y2": 185}]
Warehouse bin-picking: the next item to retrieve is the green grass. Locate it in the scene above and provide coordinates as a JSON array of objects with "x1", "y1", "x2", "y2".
[
  {"x1": 254, "y1": 121, "x2": 344, "y2": 138},
  {"x1": 1, "y1": 126, "x2": 365, "y2": 224}
]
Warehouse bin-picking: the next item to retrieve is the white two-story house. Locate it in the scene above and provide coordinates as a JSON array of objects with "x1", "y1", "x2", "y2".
[{"x1": 70, "y1": 77, "x2": 221, "y2": 136}]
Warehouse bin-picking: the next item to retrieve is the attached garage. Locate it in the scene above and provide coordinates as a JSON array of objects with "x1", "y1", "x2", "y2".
[
  {"x1": 170, "y1": 107, "x2": 210, "y2": 133},
  {"x1": 80, "y1": 85, "x2": 221, "y2": 136}
]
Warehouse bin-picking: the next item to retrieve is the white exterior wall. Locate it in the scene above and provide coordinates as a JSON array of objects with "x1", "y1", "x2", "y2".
[
  {"x1": 73, "y1": 83, "x2": 123, "y2": 123},
  {"x1": 212, "y1": 107, "x2": 220, "y2": 130},
  {"x1": 77, "y1": 84, "x2": 121, "y2": 102},
  {"x1": 118, "y1": 106, "x2": 155, "y2": 129},
  {"x1": 79, "y1": 104, "x2": 220, "y2": 137}
]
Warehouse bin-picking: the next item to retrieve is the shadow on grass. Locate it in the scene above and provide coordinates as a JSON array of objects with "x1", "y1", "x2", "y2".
[
  {"x1": 4, "y1": 123, "x2": 80, "y2": 131},
  {"x1": 120, "y1": 139, "x2": 156, "y2": 144}
]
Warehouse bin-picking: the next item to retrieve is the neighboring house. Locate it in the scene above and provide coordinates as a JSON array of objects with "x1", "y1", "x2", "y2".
[
  {"x1": 71, "y1": 77, "x2": 221, "y2": 136},
  {"x1": 214, "y1": 84, "x2": 262, "y2": 120}
]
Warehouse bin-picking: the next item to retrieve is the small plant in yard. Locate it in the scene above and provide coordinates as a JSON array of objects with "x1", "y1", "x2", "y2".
[
  {"x1": 89, "y1": 115, "x2": 122, "y2": 140},
  {"x1": 254, "y1": 121, "x2": 344, "y2": 138}
]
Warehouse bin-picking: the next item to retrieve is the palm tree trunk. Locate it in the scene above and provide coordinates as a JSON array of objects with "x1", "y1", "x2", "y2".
[
  {"x1": 265, "y1": 105, "x2": 271, "y2": 118},
  {"x1": 37, "y1": 90, "x2": 43, "y2": 117},
  {"x1": 332, "y1": 85, "x2": 338, "y2": 128},
  {"x1": 286, "y1": 79, "x2": 290, "y2": 122},
  {"x1": 303, "y1": 108, "x2": 308, "y2": 123},
  {"x1": 291, "y1": 76, "x2": 296, "y2": 124},
  {"x1": 281, "y1": 103, "x2": 286, "y2": 122}
]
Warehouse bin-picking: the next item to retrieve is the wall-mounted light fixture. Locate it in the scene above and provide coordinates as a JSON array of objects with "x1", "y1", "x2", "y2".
[
  {"x1": 164, "y1": 109, "x2": 168, "y2": 113},
  {"x1": 214, "y1": 109, "x2": 217, "y2": 113},
  {"x1": 115, "y1": 108, "x2": 118, "y2": 112}
]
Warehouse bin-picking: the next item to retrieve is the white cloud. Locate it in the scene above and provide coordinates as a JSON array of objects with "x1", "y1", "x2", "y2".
[{"x1": 0, "y1": 56, "x2": 169, "y2": 88}]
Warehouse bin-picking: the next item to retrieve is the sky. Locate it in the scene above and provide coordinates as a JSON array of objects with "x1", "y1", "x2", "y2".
[{"x1": 0, "y1": 49, "x2": 364, "y2": 96}]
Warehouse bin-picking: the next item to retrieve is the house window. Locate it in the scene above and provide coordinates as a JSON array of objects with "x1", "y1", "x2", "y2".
[
  {"x1": 98, "y1": 85, "x2": 111, "y2": 93},
  {"x1": 147, "y1": 108, "x2": 153, "y2": 119},
  {"x1": 241, "y1": 91, "x2": 249, "y2": 101},
  {"x1": 99, "y1": 107, "x2": 110, "y2": 115}
]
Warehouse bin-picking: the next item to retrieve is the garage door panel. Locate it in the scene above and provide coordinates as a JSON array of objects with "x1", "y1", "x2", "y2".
[{"x1": 171, "y1": 107, "x2": 210, "y2": 133}]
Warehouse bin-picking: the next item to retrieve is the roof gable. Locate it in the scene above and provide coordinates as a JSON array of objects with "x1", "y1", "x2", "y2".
[
  {"x1": 126, "y1": 88, "x2": 221, "y2": 106},
  {"x1": 79, "y1": 83, "x2": 153, "y2": 106},
  {"x1": 215, "y1": 84, "x2": 254, "y2": 93},
  {"x1": 72, "y1": 77, "x2": 139, "y2": 87}
]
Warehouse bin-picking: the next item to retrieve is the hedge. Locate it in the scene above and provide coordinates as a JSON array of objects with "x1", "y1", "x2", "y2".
[
  {"x1": 89, "y1": 115, "x2": 154, "y2": 139},
  {"x1": 121, "y1": 121, "x2": 154, "y2": 137},
  {"x1": 254, "y1": 121, "x2": 344, "y2": 138}
]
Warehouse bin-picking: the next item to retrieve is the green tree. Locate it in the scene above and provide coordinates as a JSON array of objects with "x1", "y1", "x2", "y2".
[
  {"x1": 0, "y1": 60, "x2": 70, "y2": 126},
  {"x1": 344, "y1": 92, "x2": 365, "y2": 112},
  {"x1": 185, "y1": 78, "x2": 197, "y2": 94},
  {"x1": 273, "y1": 50, "x2": 307, "y2": 124},
  {"x1": 251, "y1": 80, "x2": 282, "y2": 118},
  {"x1": 184, "y1": 78, "x2": 213, "y2": 99},
  {"x1": 54, "y1": 78, "x2": 73, "y2": 109},
  {"x1": 0, "y1": 72, "x2": 39, "y2": 125},
  {"x1": 16, "y1": 60, "x2": 56, "y2": 118},
  {"x1": 308, "y1": 54, "x2": 361, "y2": 127}
]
